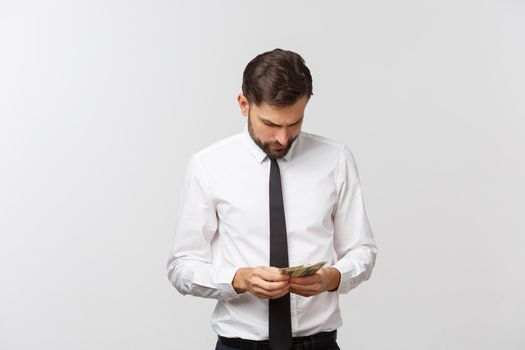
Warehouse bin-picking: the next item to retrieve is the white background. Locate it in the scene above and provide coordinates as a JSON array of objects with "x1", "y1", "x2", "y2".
[{"x1": 1, "y1": 1, "x2": 524, "y2": 349}]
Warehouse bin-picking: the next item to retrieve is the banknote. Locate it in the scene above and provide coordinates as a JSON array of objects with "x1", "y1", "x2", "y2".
[{"x1": 279, "y1": 261, "x2": 327, "y2": 277}]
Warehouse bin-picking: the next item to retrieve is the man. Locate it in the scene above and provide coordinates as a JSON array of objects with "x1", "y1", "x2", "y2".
[{"x1": 167, "y1": 48, "x2": 377, "y2": 350}]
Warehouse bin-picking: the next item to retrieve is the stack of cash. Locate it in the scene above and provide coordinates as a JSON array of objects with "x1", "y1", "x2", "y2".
[{"x1": 279, "y1": 261, "x2": 327, "y2": 277}]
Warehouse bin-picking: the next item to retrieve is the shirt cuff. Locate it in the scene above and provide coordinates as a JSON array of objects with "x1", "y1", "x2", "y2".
[
  {"x1": 215, "y1": 266, "x2": 242, "y2": 301},
  {"x1": 332, "y1": 259, "x2": 354, "y2": 294}
]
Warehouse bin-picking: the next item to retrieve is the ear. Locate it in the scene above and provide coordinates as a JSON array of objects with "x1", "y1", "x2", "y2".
[{"x1": 237, "y1": 93, "x2": 249, "y2": 117}]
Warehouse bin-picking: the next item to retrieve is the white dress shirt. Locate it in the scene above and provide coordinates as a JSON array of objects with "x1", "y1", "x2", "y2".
[{"x1": 166, "y1": 124, "x2": 377, "y2": 340}]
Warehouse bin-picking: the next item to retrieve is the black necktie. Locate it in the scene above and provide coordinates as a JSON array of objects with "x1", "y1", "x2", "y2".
[{"x1": 269, "y1": 158, "x2": 292, "y2": 350}]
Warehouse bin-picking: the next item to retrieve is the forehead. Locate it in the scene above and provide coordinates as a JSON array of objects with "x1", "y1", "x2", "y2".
[{"x1": 252, "y1": 96, "x2": 308, "y2": 124}]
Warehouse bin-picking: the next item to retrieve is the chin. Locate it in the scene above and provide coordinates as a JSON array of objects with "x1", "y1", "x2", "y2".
[{"x1": 271, "y1": 151, "x2": 286, "y2": 159}]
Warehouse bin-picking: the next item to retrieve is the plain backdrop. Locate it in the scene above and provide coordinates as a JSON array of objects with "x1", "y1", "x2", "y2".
[{"x1": 1, "y1": 1, "x2": 524, "y2": 349}]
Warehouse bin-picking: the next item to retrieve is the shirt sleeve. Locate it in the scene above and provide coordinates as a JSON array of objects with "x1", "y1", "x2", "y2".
[
  {"x1": 166, "y1": 154, "x2": 240, "y2": 301},
  {"x1": 331, "y1": 145, "x2": 378, "y2": 294}
]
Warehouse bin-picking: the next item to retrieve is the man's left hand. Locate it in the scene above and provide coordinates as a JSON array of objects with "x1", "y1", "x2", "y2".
[{"x1": 289, "y1": 267, "x2": 341, "y2": 297}]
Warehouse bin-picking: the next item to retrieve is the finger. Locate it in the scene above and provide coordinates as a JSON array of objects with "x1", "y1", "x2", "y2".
[
  {"x1": 270, "y1": 287, "x2": 290, "y2": 299},
  {"x1": 253, "y1": 284, "x2": 289, "y2": 299},
  {"x1": 289, "y1": 282, "x2": 321, "y2": 293},
  {"x1": 253, "y1": 279, "x2": 289, "y2": 292},
  {"x1": 250, "y1": 276, "x2": 288, "y2": 293},
  {"x1": 289, "y1": 274, "x2": 321, "y2": 285},
  {"x1": 289, "y1": 285, "x2": 316, "y2": 297},
  {"x1": 262, "y1": 266, "x2": 290, "y2": 281},
  {"x1": 289, "y1": 286, "x2": 311, "y2": 297},
  {"x1": 254, "y1": 292, "x2": 270, "y2": 299},
  {"x1": 262, "y1": 266, "x2": 282, "y2": 274},
  {"x1": 257, "y1": 267, "x2": 289, "y2": 282},
  {"x1": 268, "y1": 285, "x2": 290, "y2": 299}
]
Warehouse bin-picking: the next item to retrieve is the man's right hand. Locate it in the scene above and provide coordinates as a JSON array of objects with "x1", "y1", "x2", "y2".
[{"x1": 232, "y1": 266, "x2": 290, "y2": 299}]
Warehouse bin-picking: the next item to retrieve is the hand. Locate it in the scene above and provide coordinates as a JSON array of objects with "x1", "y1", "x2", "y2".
[
  {"x1": 289, "y1": 267, "x2": 341, "y2": 297},
  {"x1": 232, "y1": 266, "x2": 290, "y2": 299}
]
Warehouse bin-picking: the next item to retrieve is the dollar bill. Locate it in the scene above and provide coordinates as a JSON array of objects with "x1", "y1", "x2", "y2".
[{"x1": 279, "y1": 261, "x2": 327, "y2": 277}]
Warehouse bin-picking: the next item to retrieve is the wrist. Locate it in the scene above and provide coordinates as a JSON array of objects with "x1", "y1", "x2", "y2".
[
  {"x1": 232, "y1": 267, "x2": 249, "y2": 294},
  {"x1": 326, "y1": 267, "x2": 341, "y2": 292}
]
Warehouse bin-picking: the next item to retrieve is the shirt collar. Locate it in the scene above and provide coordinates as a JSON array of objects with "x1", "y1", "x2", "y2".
[{"x1": 241, "y1": 123, "x2": 299, "y2": 164}]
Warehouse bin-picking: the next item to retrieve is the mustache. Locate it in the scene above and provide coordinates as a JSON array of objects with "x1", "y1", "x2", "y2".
[{"x1": 268, "y1": 136, "x2": 297, "y2": 148}]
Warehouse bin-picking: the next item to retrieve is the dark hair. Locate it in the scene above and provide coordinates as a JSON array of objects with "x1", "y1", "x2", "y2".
[{"x1": 242, "y1": 48, "x2": 313, "y2": 108}]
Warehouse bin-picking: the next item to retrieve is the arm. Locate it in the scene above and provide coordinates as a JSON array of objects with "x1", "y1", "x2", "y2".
[
  {"x1": 166, "y1": 155, "x2": 290, "y2": 301},
  {"x1": 331, "y1": 145, "x2": 378, "y2": 293},
  {"x1": 289, "y1": 146, "x2": 377, "y2": 297},
  {"x1": 166, "y1": 155, "x2": 239, "y2": 301}
]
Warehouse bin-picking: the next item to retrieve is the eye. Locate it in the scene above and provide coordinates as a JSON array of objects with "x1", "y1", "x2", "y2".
[{"x1": 292, "y1": 118, "x2": 304, "y2": 126}]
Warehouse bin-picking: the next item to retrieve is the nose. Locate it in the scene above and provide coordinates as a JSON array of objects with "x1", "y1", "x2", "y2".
[{"x1": 274, "y1": 128, "x2": 289, "y2": 146}]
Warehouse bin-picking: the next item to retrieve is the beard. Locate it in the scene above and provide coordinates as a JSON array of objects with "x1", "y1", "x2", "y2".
[{"x1": 247, "y1": 111, "x2": 298, "y2": 160}]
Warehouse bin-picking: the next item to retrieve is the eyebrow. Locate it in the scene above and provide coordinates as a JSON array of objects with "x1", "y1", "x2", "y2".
[{"x1": 258, "y1": 115, "x2": 304, "y2": 127}]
